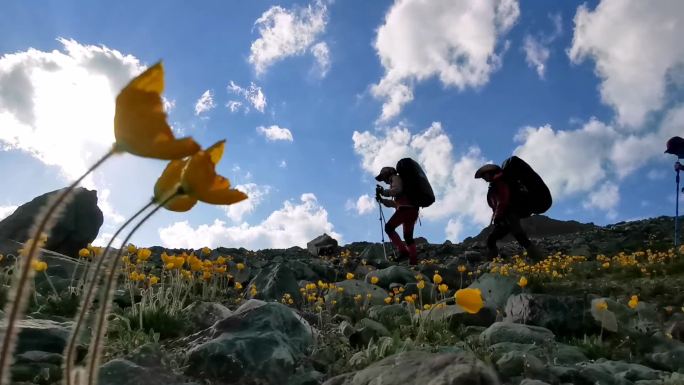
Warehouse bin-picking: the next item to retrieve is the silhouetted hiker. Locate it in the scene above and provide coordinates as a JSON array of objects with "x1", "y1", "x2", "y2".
[
  {"x1": 475, "y1": 163, "x2": 544, "y2": 261},
  {"x1": 376, "y1": 166, "x2": 420, "y2": 265},
  {"x1": 375, "y1": 159, "x2": 435, "y2": 265}
]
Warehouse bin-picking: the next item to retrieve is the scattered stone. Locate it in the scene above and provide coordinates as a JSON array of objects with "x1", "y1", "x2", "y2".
[
  {"x1": 480, "y1": 322, "x2": 555, "y2": 346},
  {"x1": 364, "y1": 265, "x2": 416, "y2": 289},
  {"x1": 307, "y1": 233, "x2": 339, "y2": 256},
  {"x1": 183, "y1": 302, "x2": 232, "y2": 331}
]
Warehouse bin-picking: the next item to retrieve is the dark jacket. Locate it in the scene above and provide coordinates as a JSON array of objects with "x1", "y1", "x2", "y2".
[{"x1": 487, "y1": 172, "x2": 510, "y2": 220}]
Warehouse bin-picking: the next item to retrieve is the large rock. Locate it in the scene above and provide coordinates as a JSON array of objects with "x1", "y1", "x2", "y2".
[
  {"x1": 504, "y1": 294, "x2": 588, "y2": 335},
  {"x1": 0, "y1": 187, "x2": 103, "y2": 258},
  {"x1": 99, "y1": 344, "x2": 193, "y2": 385},
  {"x1": 480, "y1": 322, "x2": 555, "y2": 346},
  {"x1": 364, "y1": 265, "x2": 416, "y2": 289},
  {"x1": 247, "y1": 263, "x2": 301, "y2": 303},
  {"x1": 469, "y1": 274, "x2": 521, "y2": 310},
  {"x1": 324, "y1": 280, "x2": 389, "y2": 308},
  {"x1": 367, "y1": 304, "x2": 411, "y2": 330},
  {"x1": 183, "y1": 302, "x2": 232, "y2": 331},
  {"x1": 358, "y1": 244, "x2": 391, "y2": 268},
  {"x1": 185, "y1": 300, "x2": 314, "y2": 384},
  {"x1": 575, "y1": 360, "x2": 666, "y2": 384},
  {"x1": 417, "y1": 305, "x2": 496, "y2": 328},
  {"x1": 348, "y1": 318, "x2": 390, "y2": 348},
  {"x1": 307, "y1": 233, "x2": 338, "y2": 256},
  {"x1": 322, "y1": 351, "x2": 500, "y2": 385}
]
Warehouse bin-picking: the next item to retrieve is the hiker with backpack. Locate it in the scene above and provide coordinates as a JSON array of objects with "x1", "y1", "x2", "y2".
[
  {"x1": 475, "y1": 156, "x2": 551, "y2": 261},
  {"x1": 375, "y1": 158, "x2": 435, "y2": 265}
]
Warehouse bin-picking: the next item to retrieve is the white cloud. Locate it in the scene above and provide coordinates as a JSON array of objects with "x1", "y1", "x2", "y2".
[
  {"x1": 249, "y1": 0, "x2": 329, "y2": 76},
  {"x1": 647, "y1": 169, "x2": 668, "y2": 181},
  {"x1": 0, "y1": 38, "x2": 134, "y2": 234},
  {"x1": 346, "y1": 194, "x2": 375, "y2": 216},
  {"x1": 569, "y1": 0, "x2": 684, "y2": 128},
  {"x1": 98, "y1": 188, "x2": 125, "y2": 224},
  {"x1": 194, "y1": 89, "x2": 215, "y2": 116},
  {"x1": 371, "y1": 0, "x2": 520, "y2": 121},
  {"x1": 310, "y1": 42, "x2": 330, "y2": 77},
  {"x1": 257, "y1": 125, "x2": 293, "y2": 142},
  {"x1": 162, "y1": 97, "x2": 176, "y2": 112},
  {"x1": 158, "y1": 193, "x2": 341, "y2": 249},
  {"x1": 227, "y1": 81, "x2": 267, "y2": 113},
  {"x1": 223, "y1": 183, "x2": 270, "y2": 222},
  {"x1": 583, "y1": 181, "x2": 620, "y2": 218},
  {"x1": 445, "y1": 218, "x2": 464, "y2": 242},
  {"x1": 279, "y1": 160, "x2": 287, "y2": 168},
  {"x1": 352, "y1": 122, "x2": 491, "y2": 233},
  {"x1": 523, "y1": 14, "x2": 562, "y2": 79},
  {"x1": 523, "y1": 36, "x2": 550, "y2": 79},
  {"x1": 226, "y1": 100, "x2": 243, "y2": 113},
  {"x1": 0, "y1": 205, "x2": 17, "y2": 220}
]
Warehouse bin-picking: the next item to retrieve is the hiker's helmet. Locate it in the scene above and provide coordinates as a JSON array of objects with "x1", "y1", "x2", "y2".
[
  {"x1": 665, "y1": 136, "x2": 684, "y2": 158},
  {"x1": 474, "y1": 164, "x2": 502, "y2": 179},
  {"x1": 375, "y1": 166, "x2": 397, "y2": 182}
]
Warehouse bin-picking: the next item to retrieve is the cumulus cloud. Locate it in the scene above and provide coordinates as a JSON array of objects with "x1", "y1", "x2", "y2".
[
  {"x1": 310, "y1": 42, "x2": 330, "y2": 77},
  {"x1": 227, "y1": 81, "x2": 266, "y2": 113},
  {"x1": 371, "y1": 0, "x2": 520, "y2": 121},
  {"x1": 583, "y1": 182, "x2": 620, "y2": 218},
  {"x1": 158, "y1": 193, "x2": 341, "y2": 249},
  {"x1": 194, "y1": 89, "x2": 215, "y2": 116},
  {"x1": 0, "y1": 205, "x2": 17, "y2": 220},
  {"x1": 445, "y1": 218, "x2": 464, "y2": 242},
  {"x1": 352, "y1": 122, "x2": 491, "y2": 238},
  {"x1": 0, "y1": 38, "x2": 137, "y2": 228},
  {"x1": 569, "y1": 0, "x2": 684, "y2": 128},
  {"x1": 257, "y1": 125, "x2": 294, "y2": 142},
  {"x1": 223, "y1": 183, "x2": 270, "y2": 222},
  {"x1": 279, "y1": 160, "x2": 288, "y2": 168},
  {"x1": 346, "y1": 194, "x2": 375, "y2": 216},
  {"x1": 523, "y1": 13, "x2": 562, "y2": 79},
  {"x1": 249, "y1": 0, "x2": 329, "y2": 76}
]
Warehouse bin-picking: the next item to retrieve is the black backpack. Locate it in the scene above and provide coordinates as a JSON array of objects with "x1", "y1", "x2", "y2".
[
  {"x1": 396, "y1": 158, "x2": 435, "y2": 208},
  {"x1": 501, "y1": 156, "x2": 552, "y2": 218}
]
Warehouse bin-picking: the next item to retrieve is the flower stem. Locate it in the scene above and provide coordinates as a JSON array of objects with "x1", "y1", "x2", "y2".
[
  {"x1": 0, "y1": 148, "x2": 114, "y2": 385},
  {"x1": 86, "y1": 195, "x2": 175, "y2": 385},
  {"x1": 63, "y1": 199, "x2": 154, "y2": 385}
]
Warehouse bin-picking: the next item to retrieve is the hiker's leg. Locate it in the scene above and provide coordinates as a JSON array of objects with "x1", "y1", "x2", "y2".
[
  {"x1": 402, "y1": 208, "x2": 419, "y2": 265},
  {"x1": 508, "y1": 214, "x2": 532, "y2": 249},
  {"x1": 385, "y1": 210, "x2": 408, "y2": 254},
  {"x1": 486, "y1": 222, "x2": 509, "y2": 259}
]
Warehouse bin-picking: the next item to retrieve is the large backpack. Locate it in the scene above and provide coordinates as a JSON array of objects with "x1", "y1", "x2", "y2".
[
  {"x1": 396, "y1": 158, "x2": 435, "y2": 208},
  {"x1": 501, "y1": 156, "x2": 552, "y2": 218}
]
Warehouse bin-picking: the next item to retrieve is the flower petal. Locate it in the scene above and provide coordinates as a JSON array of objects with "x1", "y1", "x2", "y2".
[
  {"x1": 165, "y1": 196, "x2": 198, "y2": 212},
  {"x1": 196, "y1": 188, "x2": 247, "y2": 205},
  {"x1": 154, "y1": 159, "x2": 187, "y2": 202},
  {"x1": 114, "y1": 62, "x2": 200, "y2": 159},
  {"x1": 454, "y1": 288, "x2": 484, "y2": 314},
  {"x1": 206, "y1": 140, "x2": 226, "y2": 165},
  {"x1": 181, "y1": 151, "x2": 215, "y2": 195}
]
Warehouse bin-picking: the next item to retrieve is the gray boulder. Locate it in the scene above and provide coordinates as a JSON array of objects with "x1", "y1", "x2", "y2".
[
  {"x1": 185, "y1": 300, "x2": 314, "y2": 384},
  {"x1": 480, "y1": 322, "x2": 555, "y2": 346},
  {"x1": 183, "y1": 302, "x2": 232, "y2": 331},
  {"x1": 348, "y1": 318, "x2": 390, "y2": 348},
  {"x1": 0, "y1": 187, "x2": 103, "y2": 258},
  {"x1": 364, "y1": 265, "x2": 416, "y2": 289},
  {"x1": 469, "y1": 273, "x2": 521, "y2": 310},
  {"x1": 504, "y1": 294, "x2": 588, "y2": 335},
  {"x1": 359, "y1": 244, "x2": 391, "y2": 268},
  {"x1": 247, "y1": 263, "x2": 301, "y2": 303},
  {"x1": 324, "y1": 280, "x2": 389, "y2": 308},
  {"x1": 307, "y1": 233, "x2": 338, "y2": 256},
  {"x1": 322, "y1": 350, "x2": 500, "y2": 385}
]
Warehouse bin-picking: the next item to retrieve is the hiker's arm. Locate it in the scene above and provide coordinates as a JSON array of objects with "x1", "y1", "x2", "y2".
[
  {"x1": 381, "y1": 175, "x2": 403, "y2": 197},
  {"x1": 493, "y1": 182, "x2": 510, "y2": 219},
  {"x1": 380, "y1": 198, "x2": 396, "y2": 208}
]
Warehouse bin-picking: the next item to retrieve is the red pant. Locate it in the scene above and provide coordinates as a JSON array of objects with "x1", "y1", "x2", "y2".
[{"x1": 385, "y1": 206, "x2": 419, "y2": 263}]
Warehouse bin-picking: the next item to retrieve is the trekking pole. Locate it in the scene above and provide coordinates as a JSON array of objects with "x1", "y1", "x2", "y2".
[
  {"x1": 676, "y1": 160, "x2": 681, "y2": 249},
  {"x1": 377, "y1": 201, "x2": 387, "y2": 261}
]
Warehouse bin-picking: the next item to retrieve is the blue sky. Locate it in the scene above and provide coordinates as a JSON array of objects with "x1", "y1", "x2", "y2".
[{"x1": 1, "y1": 0, "x2": 683, "y2": 250}]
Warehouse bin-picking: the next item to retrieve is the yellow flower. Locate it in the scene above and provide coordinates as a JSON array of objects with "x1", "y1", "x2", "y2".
[
  {"x1": 127, "y1": 244, "x2": 137, "y2": 254},
  {"x1": 423, "y1": 304, "x2": 432, "y2": 310},
  {"x1": 458, "y1": 265, "x2": 467, "y2": 273},
  {"x1": 454, "y1": 288, "x2": 484, "y2": 314},
  {"x1": 595, "y1": 300, "x2": 608, "y2": 311},
  {"x1": 518, "y1": 276, "x2": 528, "y2": 288},
  {"x1": 217, "y1": 256, "x2": 226, "y2": 264},
  {"x1": 202, "y1": 247, "x2": 212, "y2": 255},
  {"x1": 113, "y1": 62, "x2": 200, "y2": 159},
  {"x1": 153, "y1": 159, "x2": 198, "y2": 212},
  {"x1": 628, "y1": 295, "x2": 639, "y2": 309},
  {"x1": 433, "y1": 272, "x2": 443, "y2": 285},
  {"x1": 370, "y1": 276, "x2": 379, "y2": 284},
  {"x1": 417, "y1": 280, "x2": 425, "y2": 289},
  {"x1": 236, "y1": 262, "x2": 246, "y2": 271},
  {"x1": 149, "y1": 276, "x2": 160, "y2": 285},
  {"x1": 137, "y1": 248, "x2": 152, "y2": 261},
  {"x1": 346, "y1": 272, "x2": 354, "y2": 280},
  {"x1": 384, "y1": 297, "x2": 392, "y2": 304},
  {"x1": 354, "y1": 294, "x2": 362, "y2": 302},
  {"x1": 234, "y1": 282, "x2": 243, "y2": 290},
  {"x1": 404, "y1": 296, "x2": 415, "y2": 304},
  {"x1": 602, "y1": 262, "x2": 610, "y2": 269},
  {"x1": 164, "y1": 262, "x2": 175, "y2": 270},
  {"x1": 438, "y1": 284, "x2": 449, "y2": 294},
  {"x1": 31, "y1": 260, "x2": 48, "y2": 272},
  {"x1": 181, "y1": 140, "x2": 248, "y2": 206},
  {"x1": 337, "y1": 287, "x2": 344, "y2": 293},
  {"x1": 78, "y1": 248, "x2": 91, "y2": 258}
]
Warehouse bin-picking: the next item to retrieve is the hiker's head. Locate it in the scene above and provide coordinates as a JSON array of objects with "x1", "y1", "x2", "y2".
[
  {"x1": 474, "y1": 164, "x2": 502, "y2": 182},
  {"x1": 375, "y1": 166, "x2": 397, "y2": 184},
  {"x1": 665, "y1": 136, "x2": 684, "y2": 158}
]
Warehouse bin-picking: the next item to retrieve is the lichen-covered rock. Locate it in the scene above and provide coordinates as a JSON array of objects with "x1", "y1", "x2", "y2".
[
  {"x1": 365, "y1": 265, "x2": 416, "y2": 289},
  {"x1": 504, "y1": 294, "x2": 588, "y2": 335},
  {"x1": 480, "y1": 322, "x2": 555, "y2": 346},
  {"x1": 469, "y1": 274, "x2": 521, "y2": 310},
  {"x1": 183, "y1": 302, "x2": 232, "y2": 331}
]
